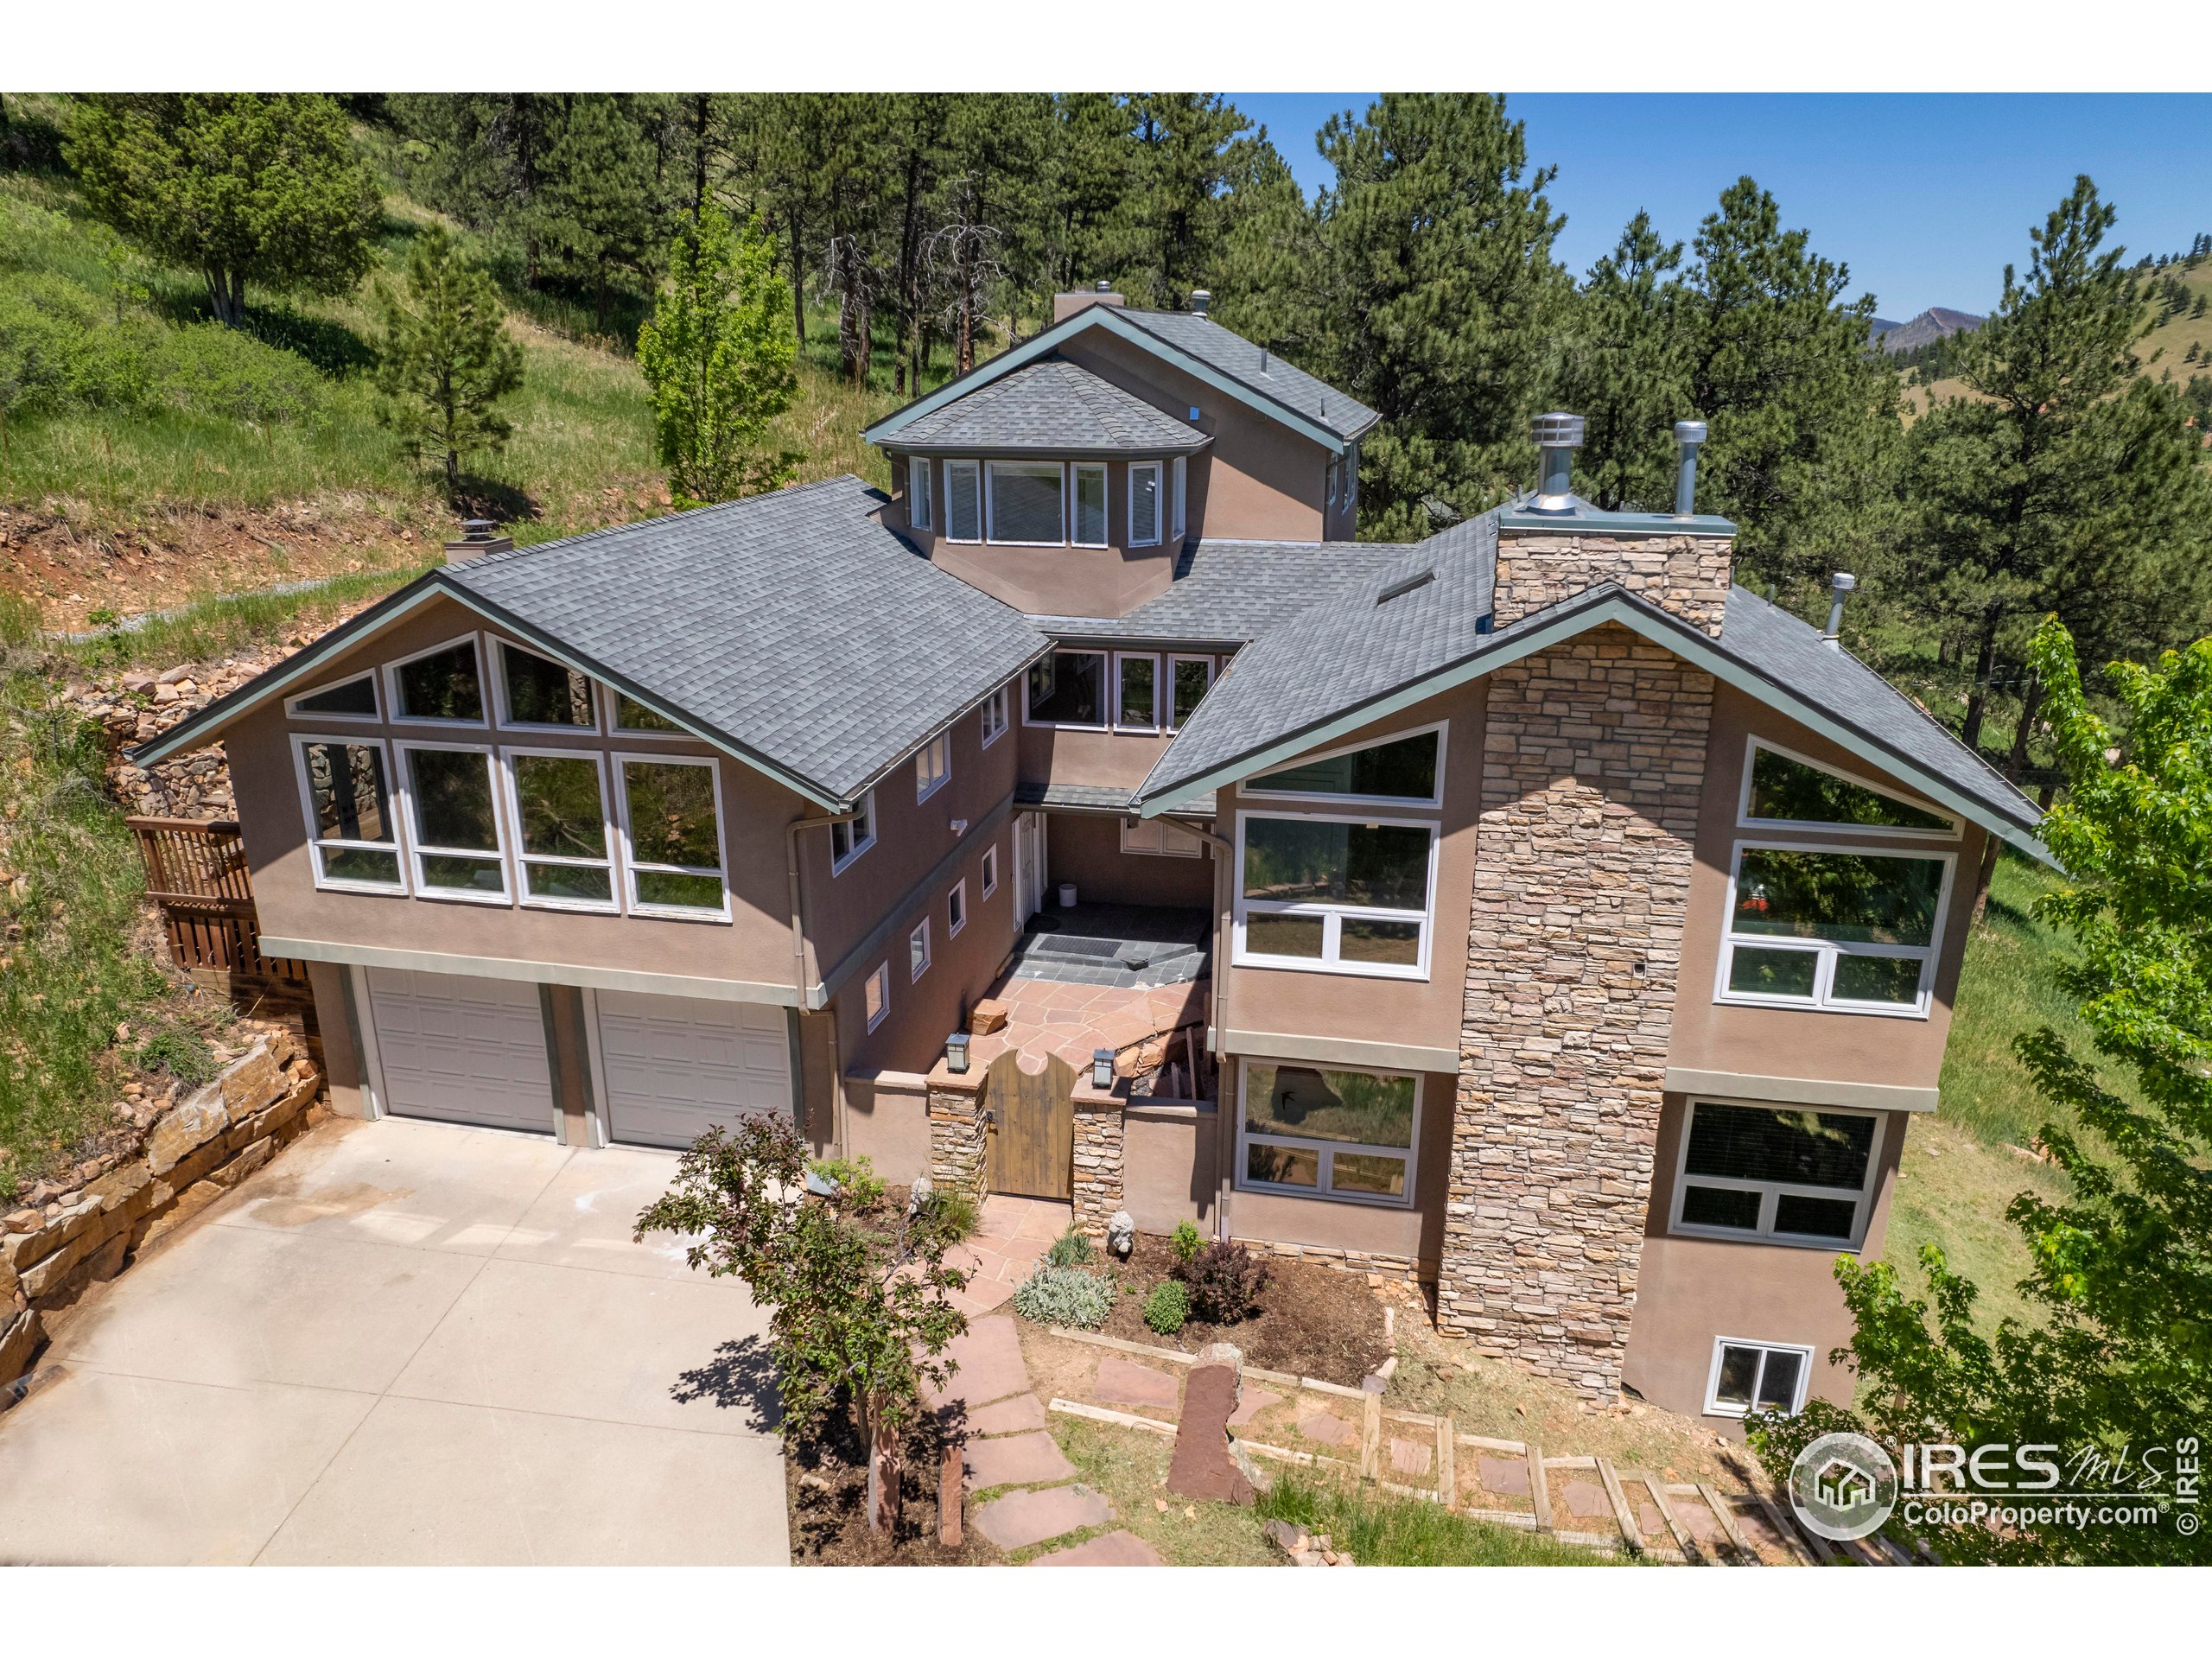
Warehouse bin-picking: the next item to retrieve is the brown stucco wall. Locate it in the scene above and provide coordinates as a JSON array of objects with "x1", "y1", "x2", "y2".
[
  {"x1": 1122, "y1": 1103, "x2": 1218, "y2": 1233},
  {"x1": 1018, "y1": 702, "x2": 1183, "y2": 793},
  {"x1": 842, "y1": 1070, "x2": 934, "y2": 1184},
  {"x1": 305, "y1": 959, "x2": 368, "y2": 1119},
  {"x1": 1045, "y1": 811, "x2": 1215, "y2": 909}
]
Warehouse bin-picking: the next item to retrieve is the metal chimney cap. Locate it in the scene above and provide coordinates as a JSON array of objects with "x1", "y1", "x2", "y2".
[
  {"x1": 1095, "y1": 278, "x2": 1111, "y2": 292},
  {"x1": 1531, "y1": 412, "x2": 1586, "y2": 447},
  {"x1": 1189, "y1": 289, "x2": 1212, "y2": 316},
  {"x1": 459, "y1": 518, "x2": 500, "y2": 540},
  {"x1": 1673, "y1": 420, "x2": 1709, "y2": 446},
  {"x1": 1830, "y1": 571, "x2": 1858, "y2": 592}
]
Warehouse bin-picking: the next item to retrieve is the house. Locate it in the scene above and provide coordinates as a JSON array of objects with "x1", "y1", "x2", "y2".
[{"x1": 131, "y1": 284, "x2": 2044, "y2": 1427}]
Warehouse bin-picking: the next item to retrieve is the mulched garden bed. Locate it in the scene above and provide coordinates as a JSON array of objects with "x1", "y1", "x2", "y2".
[
  {"x1": 1089, "y1": 1235, "x2": 1390, "y2": 1387},
  {"x1": 784, "y1": 1400, "x2": 996, "y2": 1566}
]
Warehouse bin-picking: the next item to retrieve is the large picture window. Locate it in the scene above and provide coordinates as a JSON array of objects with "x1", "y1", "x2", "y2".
[
  {"x1": 1719, "y1": 843, "x2": 1951, "y2": 1014},
  {"x1": 1246, "y1": 726, "x2": 1442, "y2": 806},
  {"x1": 296, "y1": 736, "x2": 404, "y2": 892},
  {"x1": 1027, "y1": 650, "x2": 1106, "y2": 728},
  {"x1": 399, "y1": 743, "x2": 509, "y2": 902},
  {"x1": 1235, "y1": 812, "x2": 1435, "y2": 977},
  {"x1": 988, "y1": 461, "x2": 1065, "y2": 544},
  {"x1": 1669, "y1": 1100, "x2": 1884, "y2": 1247},
  {"x1": 1239, "y1": 1060, "x2": 1418, "y2": 1205},
  {"x1": 505, "y1": 749, "x2": 616, "y2": 910},
  {"x1": 1739, "y1": 740, "x2": 1957, "y2": 836},
  {"x1": 618, "y1": 756, "x2": 728, "y2": 918}
]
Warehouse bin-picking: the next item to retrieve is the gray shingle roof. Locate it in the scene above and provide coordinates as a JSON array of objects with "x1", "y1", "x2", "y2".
[
  {"x1": 1027, "y1": 535, "x2": 1427, "y2": 645},
  {"x1": 892, "y1": 358, "x2": 1208, "y2": 454},
  {"x1": 1015, "y1": 779, "x2": 1217, "y2": 817},
  {"x1": 1115, "y1": 309, "x2": 1380, "y2": 442}
]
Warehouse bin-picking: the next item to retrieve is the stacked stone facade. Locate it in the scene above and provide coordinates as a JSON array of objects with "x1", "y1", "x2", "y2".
[
  {"x1": 1438, "y1": 623, "x2": 1714, "y2": 1397},
  {"x1": 1070, "y1": 1096, "x2": 1125, "y2": 1239},
  {"x1": 1491, "y1": 529, "x2": 1732, "y2": 638},
  {"x1": 925, "y1": 1078, "x2": 988, "y2": 1198}
]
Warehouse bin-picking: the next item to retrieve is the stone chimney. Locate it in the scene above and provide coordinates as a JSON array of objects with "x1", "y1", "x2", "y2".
[
  {"x1": 443, "y1": 518, "x2": 513, "y2": 564},
  {"x1": 1053, "y1": 281, "x2": 1126, "y2": 323}
]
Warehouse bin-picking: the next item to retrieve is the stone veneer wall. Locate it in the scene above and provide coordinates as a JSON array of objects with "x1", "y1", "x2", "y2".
[
  {"x1": 1232, "y1": 1237, "x2": 1424, "y2": 1286},
  {"x1": 1491, "y1": 529, "x2": 1733, "y2": 639},
  {"x1": 926, "y1": 1080, "x2": 988, "y2": 1199},
  {"x1": 1071, "y1": 1096, "x2": 1126, "y2": 1239},
  {"x1": 1437, "y1": 623, "x2": 1714, "y2": 1397}
]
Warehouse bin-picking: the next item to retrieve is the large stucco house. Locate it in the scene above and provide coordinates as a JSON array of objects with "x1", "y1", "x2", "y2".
[{"x1": 134, "y1": 285, "x2": 2045, "y2": 1425}]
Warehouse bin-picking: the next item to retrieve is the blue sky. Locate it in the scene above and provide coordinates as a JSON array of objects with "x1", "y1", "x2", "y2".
[{"x1": 1230, "y1": 94, "x2": 2212, "y2": 320}]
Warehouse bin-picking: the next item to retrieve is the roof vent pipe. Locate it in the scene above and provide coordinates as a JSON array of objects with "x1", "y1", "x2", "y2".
[
  {"x1": 1190, "y1": 289, "x2": 1211, "y2": 318},
  {"x1": 1822, "y1": 572, "x2": 1857, "y2": 649},
  {"x1": 1529, "y1": 412, "x2": 1584, "y2": 514},
  {"x1": 1672, "y1": 420, "x2": 1708, "y2": 516}
]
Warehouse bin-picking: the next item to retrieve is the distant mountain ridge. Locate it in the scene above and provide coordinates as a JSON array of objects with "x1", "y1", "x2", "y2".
[{"x1": 1870, "y1": 308, "x2": 1985, "y2": 353}]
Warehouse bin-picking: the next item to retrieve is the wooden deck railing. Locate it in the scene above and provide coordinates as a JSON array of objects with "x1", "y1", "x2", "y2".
[{"x1": 127, "y1": 817, "x2": 310, "y2": 996}]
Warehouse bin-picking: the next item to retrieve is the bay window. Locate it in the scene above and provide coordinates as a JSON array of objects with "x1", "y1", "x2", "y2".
[
  {"x1": 988, "y1": 461, "x2": 1065, "y2": 544},
  {"x1": 1236, "y1": 812, "x2": 1435, "y2": 976},
  {"x1": 1073, "y1": 464, "x2": 1109, "y2": 546},
  {"x1": 296, "y1": 735, "x2": 404, "y2": 893},
  {"x1": 945, "y1": 461, "x2": 982, "y2": 543},
  {"x1": 618, "y1": 756, "x2": 728, "y2": 918},
  {"x1": 1670, "y1": 1099, "x2": 1884, "y2": 1247},
  {"x1": 909, "y1": 458, "x2": 933, "y2": 531},
  {"x1": 399, "y1": 742, "x2": 509, "y2": 902},
  {"x1": 1129, "y1": 461, "x2": 1162, "y2": 546},
  {"x1": 1719, "y1": 843, "x2": 1950, "y2": 1014},
  {"x1": 1239, "y1": 1059, "x2": 1418, "y2": 1205},
  {"x1": 505, "y1": 750, "x2": 616, "y2": 909}
]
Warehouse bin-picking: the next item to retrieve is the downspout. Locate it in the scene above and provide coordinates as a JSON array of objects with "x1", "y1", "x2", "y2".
[
  {"x1": 787, "y1": 809, "x2": 855, "y2": 1149},
  {"x1": 1161, "y1": 812, "x2": 1236, "y2": 1243}
]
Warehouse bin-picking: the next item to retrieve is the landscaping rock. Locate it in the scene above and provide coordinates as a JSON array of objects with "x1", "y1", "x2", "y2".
[
  {"x1": 963, "y1": 1429, "x2": 1077, "y2": 1491},
  {"x1": 1030, "y1": 1529, "x2": 1164, "y2": 1566},
  {"x1": 920, "y1": 1314, "x2": 1029, "y2": 1414},
  {"x1": 975, "y1": 1483, "x2": 1113, "y2": 1550},
  {"x1": 1478, "y1": 1454, "x2": 1531, "y2": 1495},
  {"x1": 1297, "y1": 1410, "x2": 1356, "y2": 1447},
  {"x1": 146, "y1": 1088, "x2": 229, "y2": 1177},
  {"x1": 1166, "y1": 1342, "x2": 1254, "y2": 1506},
  {"x1": 0, "y1": 1309, "x2": 44, "y2": 1392},
  {"x1": 1265, "y1": 1517, "x2": 1310, "y2": 1555},
  {"x1": 1227, "y1": 1383, "x2": 1281, "y2": 1427},
  {"x1": 1389, "y1": 1437, "x2": 1433, "y2": 1477}
]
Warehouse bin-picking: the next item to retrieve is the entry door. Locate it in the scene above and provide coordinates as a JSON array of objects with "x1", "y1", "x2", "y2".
[
  {"x1": 1014, "y1": 810, "x2": 1046, "y2": 925},
  {"x1": 365, "y1": 968, "x2": 556, "y2": 1134},
  {"x1": 594, "y1": 989, "x2": 792, "y2": 1149},
  {"x1": 982, "y1": 1049, "x2": 1076, "y2": 1199}
]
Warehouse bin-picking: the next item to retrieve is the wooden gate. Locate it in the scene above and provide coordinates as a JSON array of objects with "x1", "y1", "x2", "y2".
[{"x1": 982, "y1": 1049, "x2": 1077, "y2": 1200}]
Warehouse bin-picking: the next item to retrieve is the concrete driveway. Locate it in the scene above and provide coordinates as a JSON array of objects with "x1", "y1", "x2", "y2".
[{"x1": 0, "y1": 1116, "x2": 787, "y2": 1565}]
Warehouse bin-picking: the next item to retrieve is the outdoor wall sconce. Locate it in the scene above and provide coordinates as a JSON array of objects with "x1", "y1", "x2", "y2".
[
  {"x1": 946, "y1": 1032, "x2": 971, "y2": 1075},
  {"x1": 950, "y1": 818, "x2": 969, "y2": 836},
  {"x1": 1091, "y1": 1047, "x2": 1115, "y2": 1090}
]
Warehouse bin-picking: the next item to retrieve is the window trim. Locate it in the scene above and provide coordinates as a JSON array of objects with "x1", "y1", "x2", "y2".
[
  {"x1": 1704, "y1": 1337, "x2": 1815, "y2": 1419},
  {"x1": 981, "y1": 684, "x2": 1011, "y2": 749},
  {"x1": 948, "y1": 877, "x2": 968, "y2": 938},
  {"x1": 865, "y1": 962, "x2": 890, "y2": 1033},
  {"x1": 612, "y1": 751, "x2": 731, "y2": 923},
  {"x1": 394, "y1": 739, "x2": 513, "y2": 906},
  {"x1": 1241, "y1": 721, "x2": 1448, "y2": 810},
  {"x1": 916, "y1": 730, "x2": 952, "y2": 804},
  {"x1": 501, "y1": 746, "x2": 620, "y2": 914},
  {"x1": 944, "y1": 460, "x2": 982, "y2": 543},
  {"x1": 1112, "y1": 652, "x2": 1160, "y2": 734},
  {"x1": 981, "y1": 843, "x2": 1000, "y2": 899},
  {"x1": 1128, "y1": 460, "x2": 1163, "y2": 548},
  {"x1": 1166, "y1": 654, "x2": 1213, "y2": 733},
  {"x1": 1668, "y1": 1097, "x2": 1887, "y2": 1250},
  {"x1": 383, "y1": 632, "x2": 490, "y2": 728},
  {"x1": 1173, "y1": 455, "x2": 1187, "y2": 540},
  {"x1": 488, "y1": 635, "x2": 603, "y2": 736},
  {"x1": 290, "y1": 732, "x2": 409, "y2": 896},
  {"x1": 1231, "y1": 809, "x2": 1438, "y2": 982},
  {"x1": 1714, "y1": 839, "x2": 1955, "y2": 1019},
  {"x1": 908, "y1": 456, "x2": 933, "y2": 531},
  {"x1": 830, "y1": 789, "x2": 877, "y2": 875},
  {"x1": 283, "y1": 671, "x2": 381, "y2": 725},
  {"x1": 1023, "y1": 648, "x2": 1110, "y2": 733},
  {"x1": 985, "y1": 459, "x2": 1067, "y2": 547},
  {"x1": 1736, "y1": 736, "x2": 1962, "y2": 841},
  {"x1": 605, "y1": 684, "x2": 693, "y2": 741},
  {"x1": 1235, "y1": 1057, "x2": 1421, "y2": 1210},
  {"x1": 1071, "y1": 462, "x2": 1109, "y2": 547},
  {"x1": 909, "y1": 916, "x2": 932, "y2": 982},
  {"x1": 1122, "y1": 817, "x2": 1203, "y2": 858}
]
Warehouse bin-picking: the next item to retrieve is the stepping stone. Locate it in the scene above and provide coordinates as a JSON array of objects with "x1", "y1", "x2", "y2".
[
  {"x1": 966, "y1": 1429, "x2": 1077, "y2": 1490},
  {"x1": 1095, "y1": 1356, "x2": 1180, "y2": 1410},
  {"x1": 1166, "y1": 1349, "x2": 1253, "y2": 1505},
  {"x1": 1676, "y1": 1496, "x2": 1726, "y2": 1544},
  {"x1": 1738, "y1": 1504, "x2": 1789, "y2": 1556},
  {"x1": 1227, "y1": 1383, "x2": 1281, "y2": 1427},
  {"x1": 1389, "y1": 1437, "x2": 1433, "y2": 1478},
  {"x1": 1031, "y1": 1529, "x2": 1165, "y2": 1566},
  {"x1": 1638, "y1": 1502, "x2": 1668, "y2": 1538},
  {"x1": 1478, "y1": 1455, "x2": 1530, "y2": 1495},
  {"x1": 1561, "y1": 1478, "x2": 1612, "y2": 1520},
  {"x1": 921, "y1": 1315, "x2": 1029, "y2": 1411},
  {"x1": 1297, "y1": 1411, "x2": 1355, "y2": 1447},
  {"x1": 976, "y1": 1484, "x2": 1114, "y2": 1550},
  {"x1": 969, "y1": 1393, "x2": 1051, "y2": 1436},
  {"x1": 951, "y1": 1275, "x2": 1015, "y2": 1313}
]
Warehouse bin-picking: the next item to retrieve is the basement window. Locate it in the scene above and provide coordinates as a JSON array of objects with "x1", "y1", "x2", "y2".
[
  {"x1": 1705, "y1": 1338, "x2": 1813, "y2": 1418},
  {"x1": 1670, "y1": 1100, "x2": 1884, "y2": 1249}
]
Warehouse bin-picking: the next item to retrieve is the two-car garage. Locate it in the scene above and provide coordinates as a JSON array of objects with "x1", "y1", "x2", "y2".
[{"x1": 359, "y1": 968, "x2": 793, "y2": 1148}]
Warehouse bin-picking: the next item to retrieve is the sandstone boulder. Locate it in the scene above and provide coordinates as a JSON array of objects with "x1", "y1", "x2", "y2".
[{"x1": 147, "y1": 1088, "x2": 229, "y2": 1177}]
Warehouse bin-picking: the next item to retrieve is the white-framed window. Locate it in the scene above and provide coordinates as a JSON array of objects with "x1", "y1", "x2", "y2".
[
  {"x1": 614, "y1": 753, "x2": 729, "y2": 920},
  {"x1": 1738, "y1": 738, "x2": 1961, "y2": 839},
  {"x1": 1238, "y1": 1058, "x2": 1418, "y2": 1207},
  {"x1": 908, "y1": 457, "x2": 933, "y2": 531},
  {"x1": 1244, "y1": 723, "x2": 1445, "y2": 809},
  {"x1": 1670, "y1": 1098, "x2": 1886, "y2": 1248},
  {"x1": 1129, "y1": 461, "x2": 1162, "y2": 547},
  {"x1": 1325, "y1": 455, "x2": 1341, "y2": 507},
  {"x1": 948, "y1": 878, "x2": 968, "y2": 938},
  {"x1": 503, "y1": 747, "x2": 618, "y2": 912},
  {"x1": 865, "y1": 962, "x2": 890, "y2": 1033},
  {"x1": 1025, "y1": 649, "x2": 1108, "y2": 729},
  {"x1": 916, "y1": 731, "x2": 951, "y2": 802},
  {"x1": 609, "y1": 687, "x2": 688, "y2": 737},
  {"x1": 1234, "y1": 810, "x2": 1436, "y2": 979},
  {"x1": 1173, "y1": 455, "x2": 1186, "y2": 539},
  {"x1": 981, "y1": 684, "x2": 1011, "y2": 747},
  {"x1": 385, "y1": 633, "x2": 487, "y2": 727},
  {"x1": 1345, "y1": 442, "x2": 1358, "y2": 514},
  {"x1": 1122, "y1": 817, "x2": 1204, "y2": 857},
  {"x1": 1072, "y1": 463, "x2": 1109, "y2": 546},
  {"x1": 292, "y1": 734, "x2": 406, "y2": 893},
  {"x1": 987, "y1": 461, "x2": 1065, "y2": 545},
  {"x1": 1718, "y1": 842, "x2": 1954, "y2": 1016},
  {"x1": 285, "y1": 671, "x2": 379, "y2": 723},
  {"x1": 1113, "y1": 652, "x2": 1159, "y2": 733},
  {"x1": 1704, "y1": 1338, "x2": 1814, "y2": 1419},
  {"x1": 981, "y1": 842, "x2": 1000, "y2": 899},
  {"x1": 945, "y1": 461, "x2": 982, "y2": 543},
  {"x1": 1166, "y1": 655, "x2": 1213, "y2": 732},
  {"x1": 909, "y1": 917, "x2": 931, "y2": 981},
  {"x1": 830, "y1": 791, "x2": 877, "y2": 874},
  {"x1": 396, "y1": 741, "x2": 511, "y2": 904},
  {"x1": 492, "y1": 638, "x2": 598, "y2": 733}
]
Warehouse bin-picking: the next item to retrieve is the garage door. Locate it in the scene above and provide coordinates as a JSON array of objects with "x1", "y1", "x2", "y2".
[
  {"x1": 595, "y1": 990, "x2": 791, "y2": 1148},
  {"x1": 365, "y1": 968, "x2": 556, "y2": 1135}
]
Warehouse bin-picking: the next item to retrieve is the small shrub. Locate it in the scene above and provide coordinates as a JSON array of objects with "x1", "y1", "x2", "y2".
[
  {"x1": 1142, "y1": 1278, "x2": 1190, "y2": 1336},
  {"x1": 130, "y1": 1018, "x2": 217, "y2": 1088},
  {"x1": 1011, "y1": 1264, "x2": 1114, "y2": 1328},
  {"x1": 1168, "y1": 1218, "x2": 1205, "y2": 1266},
  {"x1": 805, "y1": 1154, "x2": 885, "y2": 1208},
  {"x1": 1179, "y1": 1240, "x2": 1271, "y2": 1325},
  {"x1": 1046, "y1": 1226, "x2": 1094, "y2": 1268}
]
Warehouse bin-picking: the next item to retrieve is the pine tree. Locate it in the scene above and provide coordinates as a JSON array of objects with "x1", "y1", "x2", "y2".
[
  {"x1": 1039, "y1": 94, "x2": 1141, "y2": 298},
  {"x1": 1555, "y1": 212, "x2": 1692, "y2": 512},
  {"x1": 635, "y1": 207, "x2": 800, "y2": 509},
  {"x1": 1122, "y1": 93, "x2": 1252, "y2": 310},
  {"x1": 372, "y1": 226, "x2": 525, "y2": 498},
  {"x1": 531, "y1": 95, "x2": 671, "y2": 333}
]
